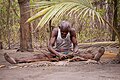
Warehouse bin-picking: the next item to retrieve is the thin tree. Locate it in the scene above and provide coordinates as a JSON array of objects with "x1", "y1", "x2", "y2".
[
  {"x1": 7, "y1": 0, "x2": 11, "y2": 49},
  {"x1": 112, "y1": 0, "x2": 118, "y2": 41},
  {"x1": 114, "y1": 0, "x2": 120, "y2": 61}
]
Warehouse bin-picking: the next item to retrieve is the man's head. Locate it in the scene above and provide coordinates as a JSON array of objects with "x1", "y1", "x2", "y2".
[{"x1": 59, "y1": 21, "x2": 71, "y2": 38}]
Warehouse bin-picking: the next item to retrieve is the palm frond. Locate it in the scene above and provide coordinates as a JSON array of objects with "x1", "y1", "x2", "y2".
[
  {"x1": 34, "y1": 1, "x2": 59, "y2": 6},
  {"x1": 53, "y1": 2, "x2": 78, "y2": 22},
  {"x1": 95, "y1": 11, "x2": 105, "y2": 25},
  {"x1": 27, "y1": 0, "x2": 104, "y2": 30},
  {"x1": 27, "y1": 6, "x2": 53, "y2": 22},
  {"x1": 36, "y1": 3, "x2": 67, "y2": 30}
]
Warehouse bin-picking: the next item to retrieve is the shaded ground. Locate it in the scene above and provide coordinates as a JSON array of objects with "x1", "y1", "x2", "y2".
[{"x1": 0, "y1": 44, "x2": 120, "y2": 80}]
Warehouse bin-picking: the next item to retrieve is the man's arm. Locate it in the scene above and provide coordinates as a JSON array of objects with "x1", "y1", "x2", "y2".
[
  {"x1": 48, "y1": 28, "x2": 67, "y2": 59},
  {"x1": 70, "y1": 28, "x2": 78, "y2": 53},
  {"x1": 48, "y1": 28, "x2": 59, "y2": 56}
]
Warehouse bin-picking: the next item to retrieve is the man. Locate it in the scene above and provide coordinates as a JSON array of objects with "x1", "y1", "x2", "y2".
[
  {"x1": 47, "y1": 21, "x2": 105, "y2": 62},
  {"x1": 48, "y1": 20, "x2": 79, "y2": 59},
  {"x1": 4, "y1": 21, "x2": 105, "y2": 64}
]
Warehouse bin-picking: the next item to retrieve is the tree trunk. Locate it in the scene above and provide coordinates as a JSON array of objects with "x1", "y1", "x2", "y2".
[
  {"x1": 47, "y1": 0, "x2": 53, "y2": 38},
  {"x1": 0, "y1": 31, "x2": 2, "y2": 49},
  {"x1": 0, "y1": 40, "x2": 3, "y2": 49},
  {"x1": 112, "y1": 0, "x2": 118, "y2": 41},
  {"x1": 116, "y1": 24, "x2": 120, "y2": 61},
  {"x1": 113, "y1": 0, "x2": 120, "y2": 62},
  {"x1": 49, "y1": 20, "x2": 54, "y2": 38},
  {"x1": 111, "y1": 31, "x2": 116, "y2": 41},
  {"x1": 106, "y1": 0, "x2": 114, "y2": 40},
  {"x1": 7, "y1": 0, "x2": 11, "y2": 49},
  {"x1": 18, "y1": 0, "x2": 33, "y2": 52}
]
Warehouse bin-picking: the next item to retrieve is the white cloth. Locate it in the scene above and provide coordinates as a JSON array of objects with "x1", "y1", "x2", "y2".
[{"x1": 55, "y1": 28, "x2": 72, "y2": 52}]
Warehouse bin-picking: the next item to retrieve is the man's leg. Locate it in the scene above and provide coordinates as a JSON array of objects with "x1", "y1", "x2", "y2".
[
  {"x1": 67, "y1": 52, "x2": 88, "y2": 62},
  {"x1": 4, "y1": 53, "x2": 17, "y2": 64},
  {"x1": 68, "y1": 47, "x2": 105, "y2": 62},
  {"x1": 85, "y1": 47, "x2": 105, "y2": 64},
  {"x1": 15, "y1": 54, "x2": 49, "y2": 63},
  {"x1": 4, "y1": 52, "x2": 58, "y2": 64},
  {"x1": 93, "y1": 47, "x2": 105, "y2": 61}
]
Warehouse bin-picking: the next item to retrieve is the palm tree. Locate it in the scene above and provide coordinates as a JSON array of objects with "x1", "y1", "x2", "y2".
[
  {"x1": 27, "y1": 0, "x2": 120, "y2": 61},
  {"x1": 18, "y1": 0, "x2": 33, "y2": 52}
]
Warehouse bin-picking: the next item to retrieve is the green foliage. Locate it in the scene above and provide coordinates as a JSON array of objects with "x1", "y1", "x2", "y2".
[
  {"x1": 77, "y1": 26, "x2": 111, "y2": 43},
  {"x1": 27, "y1": 0, "x2": 120, "y2": 45},
  {"x1": 27, "y1": 0, "x2": 104, "y2": 31},
  {"x1": 0, "y1": 0, "x2": 20, "y2": 48},
  {"x1": 0, "y1": 0, "x2": 120, "y2": 49}
]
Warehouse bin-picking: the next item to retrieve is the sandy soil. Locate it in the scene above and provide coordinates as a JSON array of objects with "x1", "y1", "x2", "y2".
[{"x1": 0, "y1": 46, "x2": 120, "y2": 80}]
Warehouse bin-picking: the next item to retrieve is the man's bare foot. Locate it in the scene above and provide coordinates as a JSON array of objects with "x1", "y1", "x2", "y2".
[
  {"x1": 85, "y1": 59, "x2": 99, "y2": 64},
  {"x1": 4, "y1": 53, "x2": 17, "y2": 64},
  {"x1": 94, "y1": 47, "x2": 105, "y2": 61},
  {"x1": 50, "y1": 58, "x2": 59, "y2": 62}
]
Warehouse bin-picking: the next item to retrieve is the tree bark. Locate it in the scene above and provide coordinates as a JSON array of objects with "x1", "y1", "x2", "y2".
[
  {"x1": 112, "y1": 0, "x2": 118, "y2": 41},
  {"x1": 18, "y1": 0, "x2": 33, "y2": 52},
  {"x1": 7, "y1": 0, "x2": 11, "y2": 49},
  {"x1": 47, "y1": 0, "x2": 53, "y2": 38},
  {"x1": 49, "y1": 20, "x2": 54, "y2": 38},
  {"x1": 112, "y1": 0, "x2": 120, "y2": 62},
  {"x1": 0, "y1": 40, "x2": 3, "y2": 49}
]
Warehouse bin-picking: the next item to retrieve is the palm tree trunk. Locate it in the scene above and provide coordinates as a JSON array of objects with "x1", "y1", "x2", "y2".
[{"x1": 18, "y1": 0, "x2": 33, "y2": 52}]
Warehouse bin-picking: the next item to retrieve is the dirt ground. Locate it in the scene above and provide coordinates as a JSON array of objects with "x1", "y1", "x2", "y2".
[{"x1": 0, "y1": 46, "x2": 120, "y2": 80}]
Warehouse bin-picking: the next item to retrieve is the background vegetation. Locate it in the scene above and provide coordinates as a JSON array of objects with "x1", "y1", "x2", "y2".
[{"x1": 0, "y1": 0, "x2": 120, "y2": 50}]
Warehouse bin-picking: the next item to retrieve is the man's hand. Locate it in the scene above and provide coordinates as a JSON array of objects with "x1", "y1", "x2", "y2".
[
  {"x1": 57, "y1": 53, "x2": 67, "y2": 60},
  {"x1": 66, "y1": 52, "x2": 78, "y2": 59},
  {"x1": 73, "y1": 46, "x2": 79, "y2": 53}
]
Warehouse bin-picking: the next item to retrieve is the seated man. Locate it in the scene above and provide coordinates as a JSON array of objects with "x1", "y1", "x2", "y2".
[{"x1": 4, "y1": 21, "x2": 105, "y2": 64}]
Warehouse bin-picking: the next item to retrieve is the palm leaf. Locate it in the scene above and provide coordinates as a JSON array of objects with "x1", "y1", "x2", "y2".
[
  {"x1": 77, "y1": 7, "x2": 89, "y2": 19},
  {"x1": 28, "y1": 0, "x2": 104, "y2": 30},
  {"x1": 95, "y1": 11, "x2": 105, "y2": 25},
  {"x1": 53, "y1": 2, "x2": 79, "y2": 22},
  {"x1": 91, "y1": 9, "x2": 94, "y2": 23},
  {"x1": 35, "y1": 3, "x2": 67, "y2": 30},
  {"x1": 34, "y1": 1, "x2": 59, "y2": 6},
  {"x1": 82, "y1": 8, "x2": 90, "y2": 18},
  {"x1": 27, "y1": 6, "x2": 53, "y2": 22}
]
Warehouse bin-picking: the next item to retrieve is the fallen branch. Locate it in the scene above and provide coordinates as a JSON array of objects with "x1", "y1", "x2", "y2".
[{"x1": 78, "y1": 41, "x2": 119, "y2": 49}]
